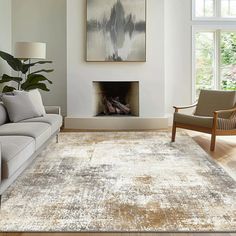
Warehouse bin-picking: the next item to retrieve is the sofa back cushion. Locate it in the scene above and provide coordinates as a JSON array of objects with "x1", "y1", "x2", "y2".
[
  {"x1": 195, "y1": 90, "x2": 236, "y2": 118},
  {"x1": 2, "y1": 92, "x2": 44, "y2": 123},
  {"x1": 0, "y1": 102, "x2": 9, "y2": 125},
  {"x1": 14, "y1": 89, "x2": 46, "y2": 116}
]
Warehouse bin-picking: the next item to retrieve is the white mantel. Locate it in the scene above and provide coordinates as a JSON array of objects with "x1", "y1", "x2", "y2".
[{"x1": 65, "y1": 0, "x2": 168, "y2": 130}]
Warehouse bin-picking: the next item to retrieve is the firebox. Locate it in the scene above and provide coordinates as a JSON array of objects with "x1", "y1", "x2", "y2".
[{"x1": 93, "y1": 82, "x2": 139, "y2": 117}]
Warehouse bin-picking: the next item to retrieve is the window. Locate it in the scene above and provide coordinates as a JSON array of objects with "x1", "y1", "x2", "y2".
[
  {"x1": 193, "y1": 0, "x2": 236, "y2": 19},
  {"x1": 221, "y1": 0, "x2": 236, "y2": 17},
  {"x1": 221, "y1": 32, "x2": 236, "y2": 89},
  {"x1": 193, "y1": 29, "x2": 236, "y2": 99},
  {"x1": 194, "y1": 31, "x2": 215, "y2": 98},
  {"x1": 192, "y1": 0, "x2": 236, "y2": 100},
  {"x1": 195, "y1": 0, "x2": 215, "y2": 17}
]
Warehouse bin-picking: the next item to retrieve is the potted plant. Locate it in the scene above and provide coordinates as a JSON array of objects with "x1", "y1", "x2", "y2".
[{"x1": 0, "y1": 51, "x2": 53, "y2": 93}]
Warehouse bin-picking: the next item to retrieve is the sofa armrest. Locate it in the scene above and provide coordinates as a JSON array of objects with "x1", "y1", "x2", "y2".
[{"x1": 44, "y1": 106, "x2": 61, "y2": 115}]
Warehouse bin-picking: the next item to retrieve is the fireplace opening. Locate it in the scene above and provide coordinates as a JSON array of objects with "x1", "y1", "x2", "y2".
[{"x1": 93, "y1": 82, "x2": 139, "y2": 117}]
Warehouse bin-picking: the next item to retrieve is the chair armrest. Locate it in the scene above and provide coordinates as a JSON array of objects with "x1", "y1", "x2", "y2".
[
  {"x1": 214, "y1": 107, "x2": 236, "y2": 115},
  {"x1": 173, "y1": 102, "x2": 198, "y2": 112},
  {"x1": 44, "y1": 106, "x2": 61, "y2": 115},
  {"x1": 212, "y1": 107, "x2": 236, "y2": 130}
]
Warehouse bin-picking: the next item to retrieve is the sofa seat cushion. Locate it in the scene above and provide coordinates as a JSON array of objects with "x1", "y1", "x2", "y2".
[
  {"x1": 0, "y1": 136, "x2": 35, "y2": 179},
  {"x1": 174, "y1": 113, "x2": 214, "y2": 128},
  {"x1": 0, "y1": 123, "x2": 51, "y2": 150},
  {"x1": 20, "y1": 114, "x2": 62, "y2": 134}
]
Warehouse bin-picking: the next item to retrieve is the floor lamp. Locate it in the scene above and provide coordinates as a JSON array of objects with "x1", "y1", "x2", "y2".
[{"x1": 15, "y1": 42, "x2": 46, "y2": 73}]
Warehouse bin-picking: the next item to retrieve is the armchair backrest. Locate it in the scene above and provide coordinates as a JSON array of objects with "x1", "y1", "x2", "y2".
[{"x1": 194, "y1": 90, "x2": 236, "y2": 118}]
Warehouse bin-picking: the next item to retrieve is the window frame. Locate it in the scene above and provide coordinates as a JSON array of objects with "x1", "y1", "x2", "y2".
[
  {"x1": 192, "y1": 25, "x2": 236, "y2": 102},
  {"x1": 192, "y1": 0, "x2": 236, "y2": 21}
]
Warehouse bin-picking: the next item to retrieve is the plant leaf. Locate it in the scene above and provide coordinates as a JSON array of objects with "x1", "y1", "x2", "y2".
[
  {"x1": 0, "y1": 51, "x2": 23, "y2": 72},
  {"x1": 26, "y1": 73, "x2": 52, "y2": 85},
  {"x1": 21, "y1": 61, "x2": 53, "y2": 74},
  {"x1": 23, "y1": 83, "x2": 50, "y2": 92},
  {"x1": 31, "y1": 69, "x2": 54, "y2": 74},
  {"x1": 0, "y1": 74, "x2": 23, "y2": 84},
  {"x1": 21, "y1": 74, "x2": 52, "y2": 91},
  {"x1": 2, "y1": 86, "x2": 16, "y2": 93},
  {"x1": 30, "y1": 60, "x2": 53, "y2": 65}
]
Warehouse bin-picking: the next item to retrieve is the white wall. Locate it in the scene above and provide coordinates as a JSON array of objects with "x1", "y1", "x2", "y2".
[
  {"x1": 7, "y1": 0, "x2": 196, "y2": 123},
  {"x1": 164, "y1": 0, "x2": 192, "y2": 117},
  {"x1": 0, "y1": 0, "x2": 12, "y2": 78},
  {"x1": 67, "y1": 0, "x2": 166, "y2": 119},
  {"x1": 12, "y1": 0, "x2": 67, "y2": 115}
]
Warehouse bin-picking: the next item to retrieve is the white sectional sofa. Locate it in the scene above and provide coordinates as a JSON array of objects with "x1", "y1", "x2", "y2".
[{"x1": 0, "y1": 104, "x2": 62, "y2": 205}]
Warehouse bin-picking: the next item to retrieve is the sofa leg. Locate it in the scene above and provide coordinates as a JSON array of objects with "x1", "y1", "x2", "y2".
[
  {"x1": 210, "y1": 133, "x2": 216, "y2": 151},
  {"x1": 56, "y1": 134, "x2": 59, "y2": 143},
  {"x1": 171, "y1": 123, "x2": 177, "y2": 142}
]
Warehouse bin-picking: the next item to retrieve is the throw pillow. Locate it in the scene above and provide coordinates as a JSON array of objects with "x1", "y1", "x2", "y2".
[
  {"x1": 0, "y1": 103, "x2": 9, "y2": 125},
  {"x1": 14, "y1": 89, "x2": 46, "y2": 116},
  {"x1": 2, "y1": 93, "x2": 44, "y2": 123}
]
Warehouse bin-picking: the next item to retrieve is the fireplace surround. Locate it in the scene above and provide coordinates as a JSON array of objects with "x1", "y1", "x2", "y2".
[
  {"x1": 93, "y1": 82, "x2": 139, "y2": 117},
  {"x1": 66, "y1": 0, "x2": 169, "y2": 130}
]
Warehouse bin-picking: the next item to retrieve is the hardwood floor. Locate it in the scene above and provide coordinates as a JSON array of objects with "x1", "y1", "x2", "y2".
[
  {"x1": 0, "y1": 233, "x2": 235, "y2": 236},
  {"x1": 186, "y1": 130, "x2": 236, "y2": 180},
  {"x1": 1, "y1": 130, "x2": 236, "y2": 236}
]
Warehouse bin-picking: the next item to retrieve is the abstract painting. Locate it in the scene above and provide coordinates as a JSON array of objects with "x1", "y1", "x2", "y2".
[{"x1": 86, "y1": 0, "x2": 146, "y2": 62}]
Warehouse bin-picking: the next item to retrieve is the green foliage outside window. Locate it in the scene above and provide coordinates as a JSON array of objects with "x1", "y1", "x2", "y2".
[
  {"x1": 221, "y1": 32, "x2": 236, "y2": 91},
  {"x1": 195, "y1": 32, "x2": 214, "y2": 97},
  {"x1": 195, "y1": 31, "x2": 236, "y2": 97}
]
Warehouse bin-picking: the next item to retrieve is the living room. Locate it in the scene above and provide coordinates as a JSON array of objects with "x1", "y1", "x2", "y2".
[{"x1": 0, "y1": 0, "x2": 236, "y2": 235}]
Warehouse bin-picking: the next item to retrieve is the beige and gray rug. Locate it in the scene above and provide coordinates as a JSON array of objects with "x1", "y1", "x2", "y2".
[{"x1": 0, "y1": 132, "x2": 236, "y2": 231}]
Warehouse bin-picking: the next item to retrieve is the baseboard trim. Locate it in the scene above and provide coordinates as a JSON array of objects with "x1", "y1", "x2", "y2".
[{"x1": 64, "y1": 117, "x2": 169, "y2": 130}]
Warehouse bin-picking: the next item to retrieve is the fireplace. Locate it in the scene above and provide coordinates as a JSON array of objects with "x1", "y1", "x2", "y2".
[{"x1": 93, "y1": 82, "x2": 139, "y2": 117}]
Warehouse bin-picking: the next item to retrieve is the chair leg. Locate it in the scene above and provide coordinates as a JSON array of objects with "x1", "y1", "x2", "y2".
[
  {"x1": 171, "y1": 123, "x2": 177, "y2": 142},
  {"x1": 56, "y1": 134, "x2": 59, "y2": 144},
  {"x1": 210, "y1": 133, "x2": 216, "y2": 151},
  {"x1": 0, "y1": 195, "x2": 2, "y2": 209}
]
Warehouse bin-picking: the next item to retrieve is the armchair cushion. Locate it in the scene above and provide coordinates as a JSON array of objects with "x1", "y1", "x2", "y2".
[
  {"x1": 195, "y1": 90, "x2": 236, "y2": 118},
  {"x1": 174, "y1": 113, "x2": 236, "y2": 130},
  {"x1": 174, "y1": 113, "x2": 213, "y2": 128}
]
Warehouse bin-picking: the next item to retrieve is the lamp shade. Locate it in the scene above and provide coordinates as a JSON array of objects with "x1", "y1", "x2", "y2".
[{"x1": 14, "y1": 42, "x2": 46, "y2": 59}]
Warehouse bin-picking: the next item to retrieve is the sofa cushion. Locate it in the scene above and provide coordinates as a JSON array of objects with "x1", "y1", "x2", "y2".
[
  {"x1": 0, "y1": 136, "x2": 35, "y2": 179},
  {"x1": 0, "y1": 103, "x2": 9, "y2": 125},
  {"x1": 14, "y1": 89, "x2": 46, "y2": 116},
  {"x1": 20, "y1": 114, "x2": 62, "y2": 134},
  {"x1": 174, "y1": 113, "x2": 214, "y2": 128},
  {"x1": 0, "y1": 122, "x2": 51, "y2": 149},
  {"x1": 2, "y1": 93, "x2": 44, "y2": 122}
]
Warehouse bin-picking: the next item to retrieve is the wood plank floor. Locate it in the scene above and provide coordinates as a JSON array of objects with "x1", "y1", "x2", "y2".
[
  {"x1": 1, "y1": 130, "x2": 236, "y2": 236},
  {"x1": 0, "y1": 233, "x2": 235, "y2": 236},
  {"x1": 186, "y1": 130, "x2": 236, "y2": 181}
]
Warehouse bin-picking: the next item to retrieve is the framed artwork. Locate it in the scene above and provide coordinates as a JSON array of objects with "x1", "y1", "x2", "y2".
[{"x1": 86, "y1": 0, "x2": 146, "y2": 62}]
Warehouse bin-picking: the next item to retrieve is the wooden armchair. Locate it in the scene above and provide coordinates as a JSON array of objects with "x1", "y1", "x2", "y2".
[{"x1": 171, "y1": 90, "x2": 236, "y2": 151}]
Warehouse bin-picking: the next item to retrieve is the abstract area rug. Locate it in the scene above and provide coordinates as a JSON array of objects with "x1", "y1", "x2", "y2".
[{"x1": 0, "y1": 132, "x2": 236, "y2": 231}]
